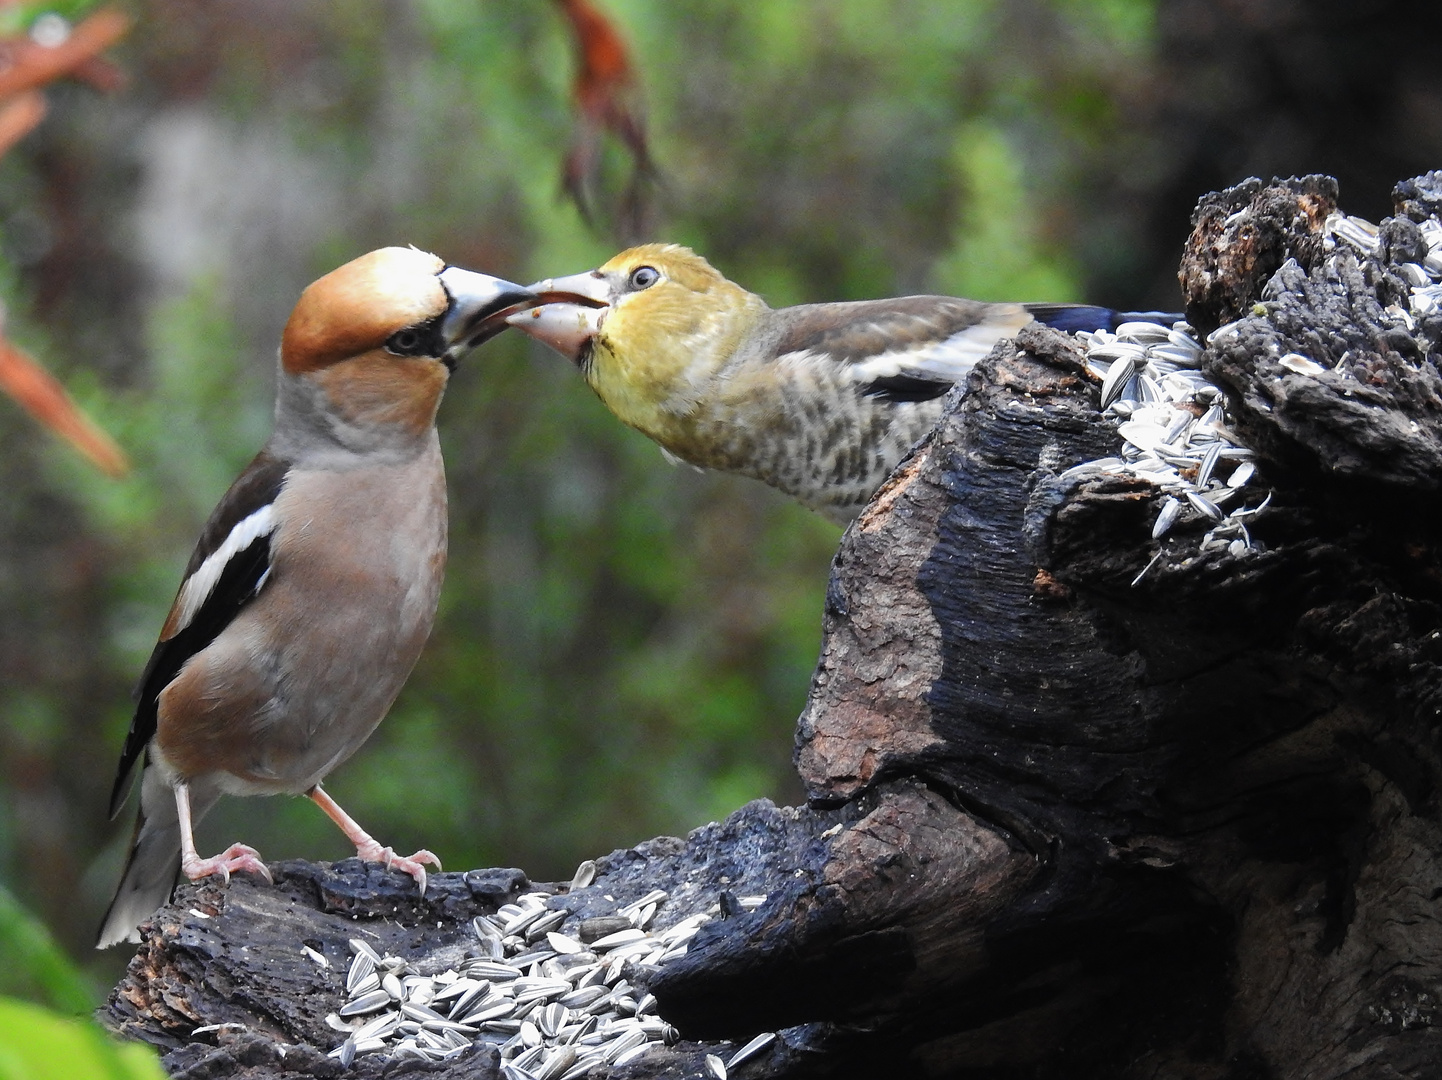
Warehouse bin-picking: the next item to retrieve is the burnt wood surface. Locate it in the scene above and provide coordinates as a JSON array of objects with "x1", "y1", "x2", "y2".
[{"x1": 105, "y1": 174, "x2": 1442, "y2": 1079}]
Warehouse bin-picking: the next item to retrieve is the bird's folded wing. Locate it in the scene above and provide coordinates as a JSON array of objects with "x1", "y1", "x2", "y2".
[
  {"x1": 107, "y1": 450, "x2": 289, "y2": 817},
  {"x1": 766, "y1": 297, "x2": 1035, "y2": 401}
]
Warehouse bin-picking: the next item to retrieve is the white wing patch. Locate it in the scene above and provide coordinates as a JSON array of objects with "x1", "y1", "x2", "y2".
[
  {"x1": 172, "y1": 504, "x2": 277, "y2": 634},
  {"x1": 842, "y1": 306, "x2": 1035, "y2": 384},
  {"x1": 771, "y1": 305, "x2": 1036, "y2": 387}
]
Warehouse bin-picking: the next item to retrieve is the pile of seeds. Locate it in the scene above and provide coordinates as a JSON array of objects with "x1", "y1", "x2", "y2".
[
  {"x1": 320, "y1": 876, "x2": 775, "y2": 1078},
  {"x1": 1065, "y1": 209, "x2": 1442, "y2": 574},
  {"x1": 1066, "y1": 318, "x2": 1267, "y2": 571}
]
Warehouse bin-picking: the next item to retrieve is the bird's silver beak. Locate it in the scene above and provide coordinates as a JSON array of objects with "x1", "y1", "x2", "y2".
[
  {"x1": 504, "y1": 270, "x2": 612, "y2": 363},
  {"x1": 437, "y1": 267, "x2": 540, "y2": 356}
]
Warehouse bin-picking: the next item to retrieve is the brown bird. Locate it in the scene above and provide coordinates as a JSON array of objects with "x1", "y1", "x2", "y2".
[{"x1": 97, "y1": 247, "x2": 535, "y2": 947}]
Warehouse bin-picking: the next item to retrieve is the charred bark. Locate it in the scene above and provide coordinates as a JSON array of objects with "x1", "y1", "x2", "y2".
[{"x1": 105, "y1": 173, "x2": 1442, "y2": 1079}]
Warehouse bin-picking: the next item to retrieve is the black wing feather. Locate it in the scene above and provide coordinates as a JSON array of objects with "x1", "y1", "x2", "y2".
[
  {"x1": 859, "y1": 373, "x2": 956, "y2": 403},
  {"x1": 107, "y1": 451, "x2": 288, "y2": 818},
  {"x1": 1025, "y1": 304, "x2": 1184, "y2": 334}
]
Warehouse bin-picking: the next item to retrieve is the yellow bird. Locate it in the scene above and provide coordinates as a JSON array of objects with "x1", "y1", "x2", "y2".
[{"x1": 508, "y1": 244, "x2": 1176, "y2": 522}]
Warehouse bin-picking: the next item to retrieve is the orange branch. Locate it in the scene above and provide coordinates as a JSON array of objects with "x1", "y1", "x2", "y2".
[
  {"x1": 0, "y1": 7, "x2": 130, "y2": 99},
  {"x1": 0, "y1": 338, "x2": 129, "y2": 477},
  {"x1": 0, "y1": 89, "x2": 43, "y2": 157}
]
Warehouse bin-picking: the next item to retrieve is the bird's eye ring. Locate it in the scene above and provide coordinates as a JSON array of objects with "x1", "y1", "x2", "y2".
[
  {"x1": 629, "y1": 266, "x2": 660, "y2": 290},
  {"x1": 386, "y1": 328, "x2": 422, "y2": 355}
]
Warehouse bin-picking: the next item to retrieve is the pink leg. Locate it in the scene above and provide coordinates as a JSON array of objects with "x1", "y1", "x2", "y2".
[
  {"x1": 175, "y1": 781, "x2": 272, "y2": 885},
  {"x1": 308, "y1": 785, "x2": 440, "y2": 895}
]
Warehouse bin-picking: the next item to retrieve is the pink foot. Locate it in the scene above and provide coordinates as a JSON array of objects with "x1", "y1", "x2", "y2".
[
  {"x1": 181, "y1": 843, "x2": 273, "y2": 886},
  {"x1": 353, "y1": 840, "x2": 441, "y2": 895}
]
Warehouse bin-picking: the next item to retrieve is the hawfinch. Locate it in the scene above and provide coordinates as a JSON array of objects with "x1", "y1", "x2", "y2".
[
  {"x1": 508, "y1": 244, "x2": 1179, "y2": 523},
  {"x1": 97, "y1": 247, "x2": 536, "y2": 948}
]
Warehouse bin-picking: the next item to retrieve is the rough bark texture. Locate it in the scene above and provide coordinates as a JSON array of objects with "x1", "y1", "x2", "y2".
[{"x1": 106, "y1": 174, "x2": 1442, "y2": 1078}]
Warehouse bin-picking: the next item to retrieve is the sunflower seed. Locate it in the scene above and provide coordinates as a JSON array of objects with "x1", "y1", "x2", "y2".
[
  {"x1": 504, "y1": 907, "x2": 547, "y2": 936},
  {"x1": 353, "y1": 1012, "x2": 401, "y2": 1042},
  {"x1": 510, "y1": 947, "x2": 559, "y2": 968},
  {"x1": 614, "y1": 1041, "x2": 654, "y2": 1067},
  {"x1": 531, "y1": 1043, "x2": 572, "y2": 1079},
  {"x1": 618, "y1": 889, "x2": 668, "y2": 916},
  {"x1": 470, "y1": 961, "x2": 523, "y2": 981},
  {"x1": 569, "y1": 861, "x2": 597, "y2": 890},
  {"x1": 726, "y1": 1031, "x2": 777, "y2": 1070},
  {"x1": 604, "y1": 1027, "x2": 649, "y2": 1062},
  {"x1": 562, "y1": 1014, "x2": 598, "y2": 1046},
  {"x1": 433, "y1": 976, "x2": 484, "y2": 1003},
  {"x1": 1099, "y1": 354, "x2": 1141, "y2": 410},
  {"x1": 706, "y1": 1052, "x2": 728, "y2": 1079},
  {"x1": 590, "y1": 928, "x2": 648, "y2": 950},
  {"x1": 348, "y1": 938, "x2": 381, "y2": 964},
  {"x1": 577, "y1": 916, "x2": 632, "y2": 942},
  {"x1": 1195, "y1": 442, "x2": 1223, "y2": 489},
  {"x1": 1278, "y1": 352, "x2": 1326, "y2": 375},
  {"x1": 546, "y1": 931, "x2": 584, "y2": 956},
  {"x1": 526, "y1": 911, "x2": 567, "y2": 940},
  {"x1": 346, "y1": 952, "x2": 376, "y2": 993},
  {"x1": 340, "y1": 989, "x2": 393, "y2": 1017},
  {"x1": 461, "y1": 999, "x2": 520, "y2": 1024},
  {"x1": 1151, "y1": 497, "x2": 1181, "y2": 539},
  {"x1": 401, "y1": 1001, "x2": 447, "y2": 1024},
  {"x1": 532, "y1": 1002, "x2": 563, "y2": 1038},
  {"x1": 1185, "y1": 490, "x2": 1224, "y2": 521}
]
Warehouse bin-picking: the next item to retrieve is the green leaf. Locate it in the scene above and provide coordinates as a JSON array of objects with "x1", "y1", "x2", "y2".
[
  {"x1": 0, "y1": 998, "x2": 165, "y2": 1080},
  {"x1": 0, "y1": 885, "x2": 96, "y2": 1014}
]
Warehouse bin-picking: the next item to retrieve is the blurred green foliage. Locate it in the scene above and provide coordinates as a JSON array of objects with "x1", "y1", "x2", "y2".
[
  {"x1": 0, "y1": 0, "x2": 1179, "y2": 989},
  {"x1": 0, "y1": 997, "x2": 165, "y2": 1080},
  {"x1": 0, "y1": 882, "x2": 96, "y2": 1011}
]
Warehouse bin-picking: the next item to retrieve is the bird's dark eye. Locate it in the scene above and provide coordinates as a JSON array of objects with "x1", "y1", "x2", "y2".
[
  {"x1": 385, "y1": 326, "x2": 428, "y2": 356},
  {"x1": 628, "y1": 266, "x2": 660, "y2": 290}
]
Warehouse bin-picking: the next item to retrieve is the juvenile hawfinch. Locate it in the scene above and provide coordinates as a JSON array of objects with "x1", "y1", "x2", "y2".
[
  {"x1": 508, "y1": 244, "x2": 1179, "y2": 522},
  {"x1": 97, "y1": 247, "x2": 536, "y2": 948}
]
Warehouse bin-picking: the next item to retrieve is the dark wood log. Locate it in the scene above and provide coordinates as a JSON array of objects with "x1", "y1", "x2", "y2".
[{"x1": 104, "y1": 173, "x2": 1442, "y2": 1078}]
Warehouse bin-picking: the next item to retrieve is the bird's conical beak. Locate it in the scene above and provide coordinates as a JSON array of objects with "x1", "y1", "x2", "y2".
[
  {"x1": 503, "y1": 270, "x2": 612, "y2": 363},
  {"x1": 437, "y1": 267, "x2": 540, "y2": 357}
]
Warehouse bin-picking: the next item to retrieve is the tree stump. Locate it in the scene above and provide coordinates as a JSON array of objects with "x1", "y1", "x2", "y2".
[{"x1": 104, "y1": 173, "x2": 1442, "y2": 1079}]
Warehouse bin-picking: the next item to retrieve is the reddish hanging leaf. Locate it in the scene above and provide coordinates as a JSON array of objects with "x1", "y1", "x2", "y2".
[
  {"x1": 0, "y1": 88, "x2": 43, "y2": 157},
  {"x1": 0, "y1": 6, "x2": 131, "y2": 98},
  {"x1": 554, "y1": 0, "x2": 657, "y2": 238},
  {"x1": 0, "y1": 6, "x2": 133, "y2": 477},
  {"x1": 0, "y1": 337, "x2": 128, "y2": 477}
]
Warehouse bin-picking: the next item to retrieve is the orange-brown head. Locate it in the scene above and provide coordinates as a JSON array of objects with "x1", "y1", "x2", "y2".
[{"x1": 275, "y1": 247, "x2": 536, "y2": 444}]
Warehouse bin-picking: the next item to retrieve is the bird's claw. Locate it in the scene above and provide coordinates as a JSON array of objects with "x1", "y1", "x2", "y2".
[
  {"x1": 181, "y1": 843, "x2": 272, "y2": 886},
  {"x1": 354, "y1": 842, "x2": 441, "y2": 895}
]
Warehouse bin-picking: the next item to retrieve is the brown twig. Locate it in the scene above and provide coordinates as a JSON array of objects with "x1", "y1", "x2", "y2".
[
  {"x1": 0, "y1": 7, "x2": 130, "y2": 98},
  {"x1": 0, "y1": 335, "x2": 128, "y2": 476},
  {"x1": 0, "y1": 6, "x2": 132, "y2": 477}
]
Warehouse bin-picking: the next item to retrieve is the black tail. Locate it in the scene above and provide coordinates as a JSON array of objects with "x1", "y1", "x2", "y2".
[{"x1": 1025, "y1": 304, "x2": 1185, "y2": 335}]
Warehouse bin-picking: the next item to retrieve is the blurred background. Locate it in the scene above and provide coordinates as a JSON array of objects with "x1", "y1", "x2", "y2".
[{"x1": 1, "y1": 0, "x2": 1440, "y2": 999}]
